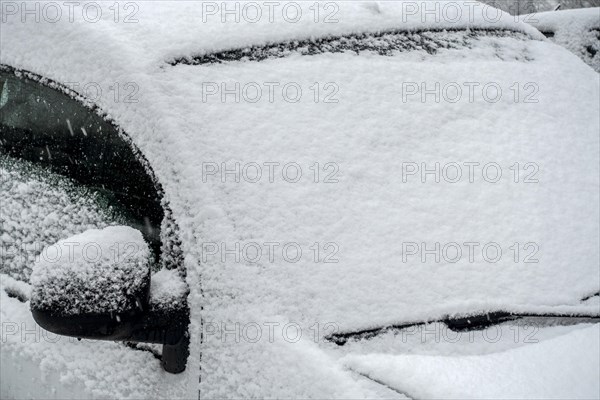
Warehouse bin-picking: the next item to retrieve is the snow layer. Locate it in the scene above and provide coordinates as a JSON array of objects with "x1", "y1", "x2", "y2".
[
  {"x1": 0, "y1": 273, "x2": 32, "y2": 301},
  {"x1": 30, "y1": 226, "x2": 150, "y2": 316},
  {"x1": 175, "y1": 37, "x2": 599, "y2": 328},
  {"x1": 0, "y1": 287, "x2": 191, "y2": 399},
  {"x1": 0, "y1": 156, "x2": 126, "y2": 281},
  {"x1": 0, "y1": 2, "x2": 543, "y2": 88},
  {"x1": 525, "y1": 7, "x2": 600, "y2": 31},
  {"x1": 523, "y1": 8, "x2": 600, "y2": 71},
  {"x1": 1, "y1": 1, "x2": 599, "y2": 399},
  {"x1": 149, "y1": 268, "x2": 188, "y2": 311},
  {"x1": 165, "y1": 36, "x2": 600, "y2": 398},
  {"x1": 342, "y1": 324, "x2": 600, "y2": 399}
]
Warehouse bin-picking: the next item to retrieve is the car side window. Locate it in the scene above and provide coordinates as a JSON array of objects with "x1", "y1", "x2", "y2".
[{"x1": 0, "y1": 68, "x2": 165, "y2": 258}]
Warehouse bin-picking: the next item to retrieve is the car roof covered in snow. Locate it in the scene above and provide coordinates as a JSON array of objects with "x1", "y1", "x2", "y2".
[
  {"x1": 522, "y1": 7, "x2": 600, "y2": 32},
  {"x1": 520, "y1": 7, "x2": 600, "y2": 72}
]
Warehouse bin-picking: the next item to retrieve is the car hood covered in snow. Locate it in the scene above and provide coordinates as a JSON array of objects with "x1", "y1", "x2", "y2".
[{"x1": 1, "y1": 1, "x2": 599, "y2": 399}]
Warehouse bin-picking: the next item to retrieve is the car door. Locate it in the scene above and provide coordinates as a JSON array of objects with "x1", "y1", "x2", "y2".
[{"x1": 0, "y1": 66, "x2": 198, "y2": 399}]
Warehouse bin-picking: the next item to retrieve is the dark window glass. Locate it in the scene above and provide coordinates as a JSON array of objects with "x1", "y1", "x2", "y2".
[{"x1": 0, "y1": 68, "x2": 167, "y2": 279}]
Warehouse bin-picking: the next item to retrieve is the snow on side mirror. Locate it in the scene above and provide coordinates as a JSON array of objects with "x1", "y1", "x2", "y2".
[
  {"x1": 2, "y1": 66, "x2": 190, "y2": 374},
  {"x1": 30, "y1": 225, "x2": 190, "y2": 374},
  {"x1": 30, "y1": 226, "x2": 151, "y2": 339}
]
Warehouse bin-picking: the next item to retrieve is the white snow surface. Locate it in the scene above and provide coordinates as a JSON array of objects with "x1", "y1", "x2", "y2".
[
  {"x1": 0, "y1": 1, "x2": 543, "y2": 74},
  {"x1": 342, "y1": 324, "x2": 600, "y2": 399},
  {"x1": 0, "y1": 287, "x2": 190, "y2": 399},
  {"x1": 525, "y1": 7, "x2": 600, "y2": 31},
  {"x1": 1, "y1": 1, "x2": 599, "y2": 399},
  {"x1": 30, "y1": 226, "x2": 150, "y2": 315},
  {"x1": 149, "y1": 268, "x2": 188, "y2": 310},
  {"x1": 522, "y1": 7, "x2": 600, "y2": 71},
  {"x1": 0, "y1": 156, "x2": 125, "y2": 281},
  {"x1": 0, "y1": 273, "x2": 32, "y2": 300}
]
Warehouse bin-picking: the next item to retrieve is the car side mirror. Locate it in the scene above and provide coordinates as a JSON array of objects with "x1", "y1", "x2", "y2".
[{"x1": 30, "y1": 226, "x2": 189, "y2": 374}]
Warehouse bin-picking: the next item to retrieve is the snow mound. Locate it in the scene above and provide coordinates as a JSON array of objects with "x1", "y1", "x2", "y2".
[
  {"x1": 523, "y1": 8, "x2": 600, "y2": 71},
  {"x1": 343, "y1": 324, "x2": 600, "y2": 399},
  {"x1": 149, "y1": 268, "x2": 188, "y2": 311},
  {"x1": 0, "y1": 273, "x2": 31, "y2": 302},
  {"x1": 30, "y1": 226, "x2": 151, "y2": 316},
  {"x1": 526, "y1": 7, "x2": 600, "y2": 31}
]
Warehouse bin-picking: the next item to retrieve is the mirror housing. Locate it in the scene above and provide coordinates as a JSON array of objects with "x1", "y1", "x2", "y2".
[
  {"x1": 30, "y1": 226, "x2": 151, "y2": 324},
  {"x1": 30, "y1": 226, "x2": 189, "y2": 373}
]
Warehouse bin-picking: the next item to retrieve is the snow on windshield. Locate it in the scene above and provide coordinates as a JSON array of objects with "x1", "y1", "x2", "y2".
[
  {"x1": 171, "y1": 35, "x2": 598, "y2": 397},
  {"x1": 0, "y1": 1, "x2": 598, "y2": 399}
]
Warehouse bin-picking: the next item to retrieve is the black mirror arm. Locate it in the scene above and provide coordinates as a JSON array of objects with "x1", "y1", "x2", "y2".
[{"x1": 32, "y1": 305, "x2": 190, "y2": 374}]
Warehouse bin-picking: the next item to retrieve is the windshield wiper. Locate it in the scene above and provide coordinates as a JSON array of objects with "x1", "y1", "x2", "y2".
[{"x1": 328, "y1": 301, "x2": 600, "y2": 346}]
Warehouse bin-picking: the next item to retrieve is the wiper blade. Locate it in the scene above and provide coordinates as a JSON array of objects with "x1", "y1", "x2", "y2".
[{"x1": 328, "y1": 309, "x2": 600, "y2": 346}]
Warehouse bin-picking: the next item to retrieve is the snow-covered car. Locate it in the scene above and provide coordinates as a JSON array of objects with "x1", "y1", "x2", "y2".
[
  {"x1": 1, "y1": 1, "x2": 599, "y2": 399},
  {"x1": 523, "y1": 7, "x2": 600, "y2": 72}
]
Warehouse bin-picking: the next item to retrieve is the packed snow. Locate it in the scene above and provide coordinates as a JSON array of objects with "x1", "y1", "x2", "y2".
[
  {"x1": 522, "y1": 7, "x2": 600, "y2": 72},
  {"x1": 0, "y1": 273, "x2": 31, "y2": 302},
  {"x1": 480, "y1": 0, "x2": 600, "y2": 15},
  {"x1": 1, "y1": 1, "x2": 599, "y2": 398},
  {"x1": 149, "y1": 268, "x2": 188, "y2": 311},
  {"x1": 342, "y1": 324, "x2": 600, "y2": 399},
  {"x1": 0, "y1": 285, "x2": 190, "y2": 399},
  {"x1": 30, "y1": 226, "x2": 151, "y2": 316}
]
